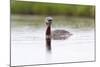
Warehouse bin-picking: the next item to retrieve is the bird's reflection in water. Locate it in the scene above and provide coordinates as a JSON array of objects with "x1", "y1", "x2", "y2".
[{"x1": 46, "y1": 36, "x2": 51, "y2": 53}]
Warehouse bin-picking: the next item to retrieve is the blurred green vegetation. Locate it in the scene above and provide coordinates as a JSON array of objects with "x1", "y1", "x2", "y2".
[{"x1": 11, "y1": 1, "x2": 95, "y2": 18}]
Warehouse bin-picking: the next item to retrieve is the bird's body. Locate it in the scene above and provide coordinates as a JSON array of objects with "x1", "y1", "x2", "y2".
[
  {"x1": 51, "y1": 30, "x2": 72, "y2": 40},
  {"x1": 45, "y1": 17, "x2": 72, "y2": 40},
  {"x1": 45, "y1": 16, "x2": 72, "y2": 51}
]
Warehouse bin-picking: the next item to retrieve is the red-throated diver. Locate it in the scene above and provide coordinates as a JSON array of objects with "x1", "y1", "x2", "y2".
[{"x1": 45, "y1": 17, "x2": 72, "y2": 40}]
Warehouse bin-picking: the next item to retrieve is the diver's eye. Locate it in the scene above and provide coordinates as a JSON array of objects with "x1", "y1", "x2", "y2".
[{"x1": 48, "y1": 20, "x2": 52, "y2": 21}]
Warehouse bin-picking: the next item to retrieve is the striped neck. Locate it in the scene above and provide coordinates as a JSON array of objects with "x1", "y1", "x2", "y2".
[{"x1": 46, "y1": 25, "x2": 51, "y2": 36}]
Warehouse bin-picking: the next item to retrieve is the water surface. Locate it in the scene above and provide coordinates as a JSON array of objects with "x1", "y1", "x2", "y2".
[{"x1": 11, "y1": 15, "x2": 95, "y2": 66}]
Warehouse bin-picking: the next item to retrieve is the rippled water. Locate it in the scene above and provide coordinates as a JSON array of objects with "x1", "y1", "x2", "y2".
[{"x1": 11, "y1": 15, "x2": 95, "y2": 66}]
